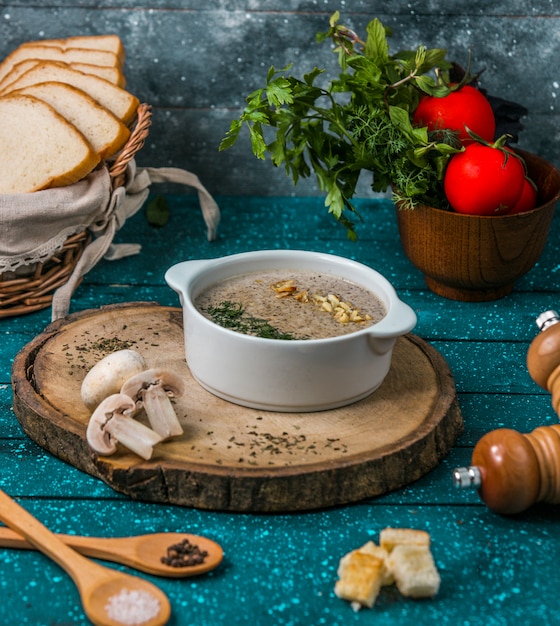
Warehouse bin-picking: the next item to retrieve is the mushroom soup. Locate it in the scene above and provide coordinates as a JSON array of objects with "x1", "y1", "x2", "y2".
[{"x1": 195, "y1": 269, "x2": 386, "y2": 340}]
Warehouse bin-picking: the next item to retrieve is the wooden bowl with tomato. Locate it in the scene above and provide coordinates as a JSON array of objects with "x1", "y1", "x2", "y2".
[{"x1": 395, "y1": 149, "x2": 560, "y2": 302}]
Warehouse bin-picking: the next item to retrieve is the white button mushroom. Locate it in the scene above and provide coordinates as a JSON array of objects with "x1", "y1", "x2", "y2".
[
  {"x1": 86, "y1": 393, "x2": 162, "y2": 460},
  {"x1": 121, "y1": 369, "x2": 185, "y2": 440},
  {"x1": 81, "y1": 349, "x2": 147, "y2": 411}
]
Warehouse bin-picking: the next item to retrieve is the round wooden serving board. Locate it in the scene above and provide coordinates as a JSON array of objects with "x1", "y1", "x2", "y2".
[{"x1": 12, "y1": 302, "x2": 463, "y2": 512}]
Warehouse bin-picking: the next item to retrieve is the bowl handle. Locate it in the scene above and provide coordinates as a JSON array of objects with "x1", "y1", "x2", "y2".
[
  {"x1": 165, "y1": 259, "x2": 212, "y2": 297},
  {"x1": 367, "y1": 299, "x2": 417, "y2": 354}
]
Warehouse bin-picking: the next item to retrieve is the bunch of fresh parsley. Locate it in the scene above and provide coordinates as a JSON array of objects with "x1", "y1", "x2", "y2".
[{"x1": 219, "y1": 12, "x2": 463, "y2": 239}]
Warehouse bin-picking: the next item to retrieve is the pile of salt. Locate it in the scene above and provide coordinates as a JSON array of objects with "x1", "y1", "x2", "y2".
[{"x1": 105, "y1": 588, "x2": 161, "y2": 625}]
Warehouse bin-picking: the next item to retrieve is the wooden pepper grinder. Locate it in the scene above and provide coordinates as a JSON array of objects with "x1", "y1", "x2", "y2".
[{"x1": 453, "y1": 310, "x2": 560, "y2": 514}]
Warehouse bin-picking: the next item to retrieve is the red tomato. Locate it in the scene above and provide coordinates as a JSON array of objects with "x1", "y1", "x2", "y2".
[
  {"x1": 444, "y1": 144, "x2": 525, "y2": 215},
  {"x1": 413, "y1": 85, "x2": 496, "y2": 144},
  {"x1": 508, "y1": 177, "x2": 538, "y2": 214}
]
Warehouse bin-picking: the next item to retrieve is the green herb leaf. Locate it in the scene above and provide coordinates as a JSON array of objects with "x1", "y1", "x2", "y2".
[
  {"x1": 145, "y1": 195, "x2": 170, "y2": 228},
  {"x1": 219, "y1": 118, "x2": 242, "y2": 151},
  {"x1": 364, "y1": 18, "x2": 390, "y2": 64},
  {"x1": 205, "y1": 301, "x2": 301, "y2": 340},
  {"x1": 266, "y1": 77, "x2": 294, "y2": 107}
]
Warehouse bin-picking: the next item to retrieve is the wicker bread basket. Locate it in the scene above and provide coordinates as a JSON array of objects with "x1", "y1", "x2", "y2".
[{"x1": 0, "y1": 103, "x2": 152, "y2": 318}]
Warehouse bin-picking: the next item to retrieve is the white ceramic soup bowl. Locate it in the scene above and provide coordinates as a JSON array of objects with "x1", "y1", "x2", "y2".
[{"x1": 165, "y1": 250, "x2": 417, "y2": 412}]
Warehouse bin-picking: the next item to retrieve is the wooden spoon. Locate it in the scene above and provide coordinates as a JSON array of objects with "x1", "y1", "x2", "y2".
[
  {"x1": 0, "y1": 488, "x2": 171, "y2": 626},
  {"x1": 0, "y1": 527, "x2": 223, "y2": 577}
]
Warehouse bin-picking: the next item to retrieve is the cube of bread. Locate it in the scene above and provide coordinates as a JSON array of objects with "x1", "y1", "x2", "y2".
[
  {"x1": 334, "y1": 550, "x2": 384, "y2": 609},
  {"x1": 385, "y1": 544, "x2": 441, "y2": 599},
  {"x1": 353, "y1": 541, "x2": 394, "y2": 586},
  {"x1": 379, "y1": 527, "x2": 431, "y2": 553}
]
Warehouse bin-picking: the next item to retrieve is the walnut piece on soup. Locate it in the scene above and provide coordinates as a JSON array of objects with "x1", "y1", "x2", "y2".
[{"x1": 195, "y1": 270, "x2": 387, "y2": 340}]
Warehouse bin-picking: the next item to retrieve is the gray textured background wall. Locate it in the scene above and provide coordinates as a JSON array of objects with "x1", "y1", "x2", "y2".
[{"x1": 0, "y1": 1, "x2": 558, "y2": 199}]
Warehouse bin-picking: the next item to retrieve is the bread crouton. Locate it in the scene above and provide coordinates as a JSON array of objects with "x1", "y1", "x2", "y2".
[
  {"x1": 385, "y1": 544, "x2": 441, "y2": 598},
  {"x1": 334, "y1": 529, "x2": 441, "y2": 610},
  {"x1": 334, "y1": 549, "x2": 385, "y2": 609},
  {"x1": 353, "y1": 541, "x2": 394, "y2": 586},
  {"x1": 379, "y1": 527, "x2": 431, "y2": 552}
]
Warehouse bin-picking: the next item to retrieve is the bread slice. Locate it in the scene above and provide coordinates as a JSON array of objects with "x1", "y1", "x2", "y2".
[
  {"x1": 0, "y1": 59, "x2": 39, "y2": 91},
  {"x1": 0, "y1": 93, "x2": 99, "y2": 193},
  {"x1": 69, "y1": 62, "x2": 125, "y2": 87},
  {"x1": 21, "y1": 34, "x2": 125, "y2": 65},
  {"x1": 0, "y1": 44, "x2": 120, "y2": 83},
  {"x1": 334, "y1": 550, "x2": 384, "y2": 609},
  {"x1": 1, "y1": 62, "x2": 139, "y2": 125},
  {"x1": 385, "y1": 544, "x2": 441, "y2": 598},
  {"x1": 13, "y1": 81, "x2": 130, "y2": 159},
  {"x1": 0, "y1": 59, "x2": 125, "y2": 92}
]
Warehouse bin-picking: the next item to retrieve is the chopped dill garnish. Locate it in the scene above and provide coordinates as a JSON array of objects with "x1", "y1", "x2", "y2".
[{"x1": 205, "y1": 301, "x2": 301, "y2": 340}]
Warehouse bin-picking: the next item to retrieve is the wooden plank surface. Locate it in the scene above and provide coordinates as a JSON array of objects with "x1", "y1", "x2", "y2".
[{"x1": 1, "y1": 196, "x2": 560, "y2": 625}]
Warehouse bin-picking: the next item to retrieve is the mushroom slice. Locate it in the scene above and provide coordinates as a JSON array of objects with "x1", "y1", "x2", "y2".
[
  {"x1": 121, "y1": 369, "x2": 185, "y2": 440},
  {"x1": 86, "y1": 393, "x2": 162, "y2": 460}
]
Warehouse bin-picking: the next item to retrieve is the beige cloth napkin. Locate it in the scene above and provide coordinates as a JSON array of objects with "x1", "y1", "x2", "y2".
[{"x1": 0, "y1": 161, "x2": 220, "y2": 320}]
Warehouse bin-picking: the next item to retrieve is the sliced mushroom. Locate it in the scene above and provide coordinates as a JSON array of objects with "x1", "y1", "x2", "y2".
[
  {"x1": 121, "y1": 369, "x2": 185, "y2": 440},
  {"x1": 86, "y1": 393, "x2": 162, "y2": 460},
  {"x1": 81, "y1": 349, "x2": 147, "y2": 411}
]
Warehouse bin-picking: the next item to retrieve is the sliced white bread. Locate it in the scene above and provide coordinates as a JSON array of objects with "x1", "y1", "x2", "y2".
[
  {"x1": 0, "y1": 59, "x2": 125, "y2": 92},
  {"x1": 21, "y1": 34, "x2": 125, "y2": 65},
  {"x1": 69, "y1": 62, "x2": 125, "y2": 87},
  {"x1": 0, "y1": 59, "x2": 39, "y2": 91},
  {"x1": 1, "y1": 62, "x2": 139, "y2": 125},
  {"x1": 0, "y1": 93, "x2": 100, "y2": 193},
  {"x1": 13, "y1": 81, "x2": 130, "y2": 160},
  {"x1": 0, "y1": 44, "x2": 120, "y2": 84}
]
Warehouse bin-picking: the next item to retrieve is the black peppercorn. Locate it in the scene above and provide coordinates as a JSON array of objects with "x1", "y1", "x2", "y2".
[{"x1": 161, "y1": 538, "x2": 209, "y2": 568}]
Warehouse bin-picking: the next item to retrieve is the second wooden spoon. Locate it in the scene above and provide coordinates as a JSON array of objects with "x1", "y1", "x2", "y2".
[
  {"x1": 0, "y1": 527, "x2": 223, "y2": 577},
  {"x1": 0, "y1": 488, "x2": 171, "y2": 626}
]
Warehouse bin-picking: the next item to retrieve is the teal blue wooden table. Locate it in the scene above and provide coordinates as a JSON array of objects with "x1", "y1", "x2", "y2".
[{"x1": 2, "y1": 194, "x2": 560, "y2": 625}]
